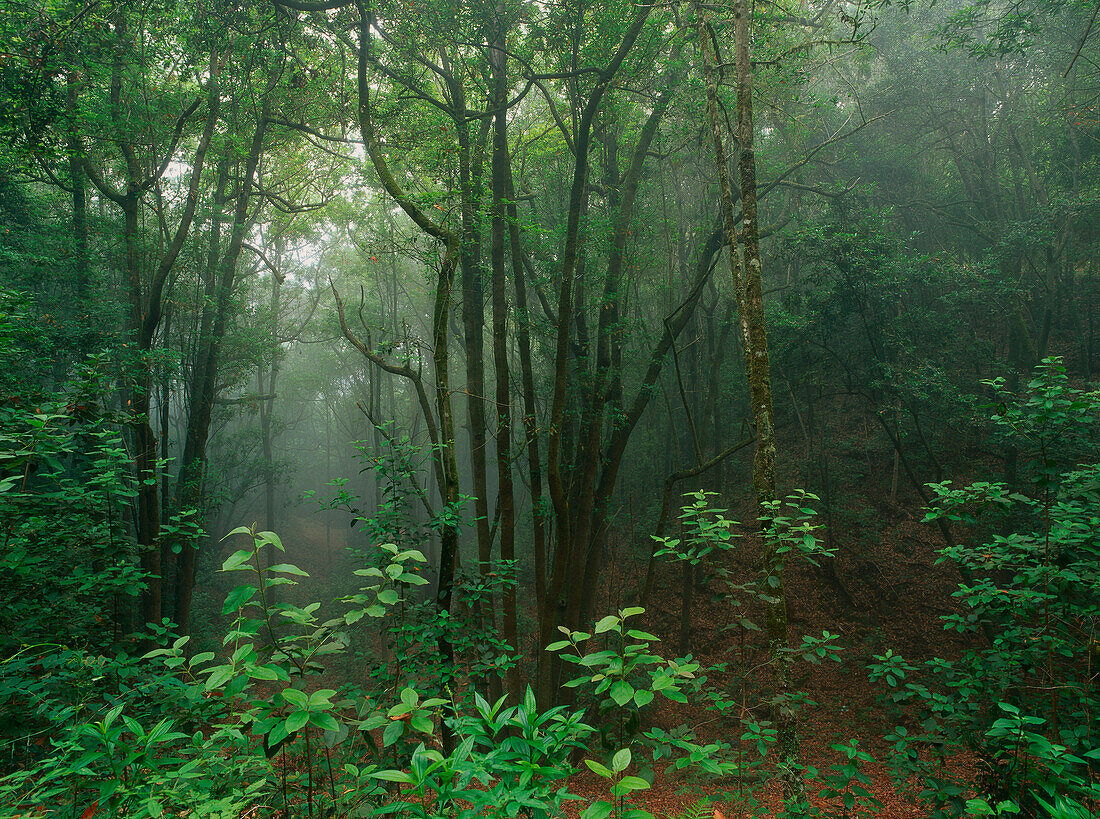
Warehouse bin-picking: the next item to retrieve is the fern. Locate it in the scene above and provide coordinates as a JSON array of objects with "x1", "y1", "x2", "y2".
[{"x1": 665, "y1": 798, "x2": 716, "y2": 819}]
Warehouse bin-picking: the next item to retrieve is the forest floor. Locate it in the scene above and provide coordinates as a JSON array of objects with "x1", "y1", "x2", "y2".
[{"x1": 559, "y1": 490, "x2": 979, "y2": 818}]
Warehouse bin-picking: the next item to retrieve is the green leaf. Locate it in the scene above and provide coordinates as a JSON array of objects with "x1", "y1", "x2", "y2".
[
  {"x1": 584, "y1": 759, "x2": 614, "y2": 778},
  {"x1": 258, "y1": 531, "x2": 285, "y2": 551},
  {"x1": 188, "y1": 651, "x2": 215, "y2": 668},
  {"x1": 204, "y1": 665, "x2": 234, "y2": 691},
  {"x1": 309, "y1": 712, "x2": 340, "y2": 732},
  {"x1": 581, "y1": 802, "x2": 614, "y2": 819},
  {"x1": 372, "y1": 769, "x2": 417, "y2": 784},
  {"x1": 610, "y1": 680, "x2": 634, "y2": 707},
  {"x1": 222, "y1": 584, "x2": 256, "y2": 614},
  {"x1": 620, "y1": 606, "x2": 645, "y2": 618},
  {"x1": 633, "y1": 688, "x2": 654, "y2": 708},
  {"x1": 282, "y1": 688, "x2": 308, "y2": 708},
  {"x1": 268, "y1": 563, "x2": 309, "y2": 576},
  {"x1": 220, "y1": 549, "x2": 254, "y2": 572},
  {"x1": 309, "y1": 689, "x2": 337, "y2": 707},
  {"x1": 285, "y1": 711, "x2": 309, "y2": 734},
  {"x1": 612, "y1": 747, "x2": 631, "y2": 772},
  {"x1": 268, "y1": 721, "x2": 290, "y2": 746},
  {"x1": 615, "y1": 776, "x2": 651, "y2": 792},
  {"x1": 383, "y1": 719, "x2": 404, "y2": 747},
  {"x1": 248, "y1": 664, "x2": 280, "y2": 681},
  {"x1": 594, "y1": 615, "x2": 620, "y2": 634}
]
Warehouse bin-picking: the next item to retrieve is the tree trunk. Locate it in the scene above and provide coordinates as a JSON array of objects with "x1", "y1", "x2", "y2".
[
  {"x1": 696, "y1": 0, "x2": 803, "y2": 802},
  {"x1": 356, "y1": 6, "x2": 462, "y2": 747},
  {"x1": 489, "y1": 25, "x2": 520, "y2": 700},
  {"x1": 539, "y1": 4, "x2": 653, "y2": 706},
  {"x1": 176, "y1": 106, "x2": 268, "y2": 635}
]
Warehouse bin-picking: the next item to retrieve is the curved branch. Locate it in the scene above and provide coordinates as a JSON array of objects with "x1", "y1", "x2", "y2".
[{"x1": 330, "y1": 279, "x2": 445, "y2": 492}]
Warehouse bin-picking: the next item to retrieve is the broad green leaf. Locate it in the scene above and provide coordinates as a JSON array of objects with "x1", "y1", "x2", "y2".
[
  {"x1": 220, "y1": 549, "x2": 254, "y2": 572},
  {"x1": 372, "y1": 769, "x2": 416, "y2": 783},
  {"x1": 594, "y1": 615, "x2": 620, "y2": 634},
  {"x1": 204, "y1": 665, "x2": 234, "y2": 691},
  {"x1": 612, "y1": 747, "x2": 631, "y2": 772},
  {"x1": 248, "y1": 664, "x2": 280, "y2": 681},
  {"x1": 282, "y1": 688, "x2": 308, "y2": 708},
  {"x1": 258, "y1": 531, "x2": 284, "y2": 551},
  {"x1": 383, "y1": 719, "x2": 404, "y2": 747},
  {"x1": 610, "y1": 680, "x2": 634, "y2": 707},
  {"x1": 581, "y1": 801, "x2": 614, "y2": 819},
  {"x1": 268, "y1": 563, "x2": 309, "y2": 576},
  {"x1": 222, "y1": 584, "x2": 256, "y2": 614},
  {"x1": 285, "y1": 710, "x2": 309, "y2": 734},
  {"x1": 584, "y1": 759, "x2": 614, "y2": 778},
  {"x1": 309, "y1": 712, "x2": 340, "y2": 732}
]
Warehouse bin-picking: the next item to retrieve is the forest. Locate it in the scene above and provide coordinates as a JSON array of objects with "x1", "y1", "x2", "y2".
[{"x1": 0, "y1": 0, "x2": 1098, "y2": 816}]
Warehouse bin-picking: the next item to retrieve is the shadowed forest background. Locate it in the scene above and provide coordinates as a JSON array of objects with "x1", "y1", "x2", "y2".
[{"x1": 0, "y1": 0, "x2": 1098, "y2": 816}]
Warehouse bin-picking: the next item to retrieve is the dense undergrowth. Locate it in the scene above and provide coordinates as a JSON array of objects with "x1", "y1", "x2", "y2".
[{"x1": 1, "y1": 324, "x2": 1097, "y2": 818}]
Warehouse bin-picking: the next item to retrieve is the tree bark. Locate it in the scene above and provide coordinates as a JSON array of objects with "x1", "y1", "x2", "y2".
[
  {"x1": 489, "y1": 22, "x2": 519, "y2": 699},
  {"x1": 356, "y1": 4, "x2": 461, "y2": 748},
  {"x1": 538, "y1": 4, "x2": 654, "y2": 706},
  {"x1": 175, "y1": 104, "x2": 267, "y2": 635},
  {"x1": 695, "y1": 0, "x2": 803, "y2": 802}
]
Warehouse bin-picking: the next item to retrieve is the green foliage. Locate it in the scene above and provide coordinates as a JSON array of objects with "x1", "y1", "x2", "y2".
[
  {"x1": 652, "y1": 490, "x2": 739, "y2": 565},
  {"x1": 869, "y1": 359, "x2": 1100, "y2": 817},
  {"x1": 364, "y1": 686, "x2": 592, "y2": 819},
  {"x1": 0, "y1": 696, "x2": 265, "y2": 818},
  {"x1": 550, "y1": 607, "x2": 737, "y2": 819},
  {"x1": 812, "y1": 740, "x2": 883, "y2": 819},
  {"x1": 327, "y1": 444, "x2": 519, "y2": 701},
  {"x1": 0, "y1": 524, "x2": 426, "y2": 817},
  {"x1": 0, "y1": 288, "x2": 169, "y2": 760},
  {"x1": 451, "y1": 687, "x2": 591, "y2": 817},
  {"x1": 762, "y1": 489, "x2": 834, "y2": 566}
]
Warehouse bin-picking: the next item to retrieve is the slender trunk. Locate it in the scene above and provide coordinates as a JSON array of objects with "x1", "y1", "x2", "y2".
[
  {"x1": 121, "y1": 193, "x2": 163, "y2": 630},
  {"x1": 261, "y1": 273, "x2": 282, "y2": 535},
  {"x1": 541, "y1": 11, "x2": 654, "y2": 690},
  {"x1": 432, "y1": 247, "x2": 461, "y2": 752},
  {"x1": 506, "y1": 175, "x2": 545, "y2": 627},
  {"x1": 455, "y1": 85, "x2": 493, "y2": 595},
  {"x1": 159, "y1": 306, "x2": 174, "y2": 618},
  {"x1": 176, "y1": 106, "x2": 267, "y2": 634},
  {"x1": 356, "y1": 6, "x2": 461, "y2": 746},
  {"x1": 696, "y1": 0, "x2": 802, "y2": 802},
  {"x1": 67, "y1": 77, "x2": 89, "y2": 303},
  {"x1": 489, "y1": 27, "x2": 520, "y2": 699}
]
